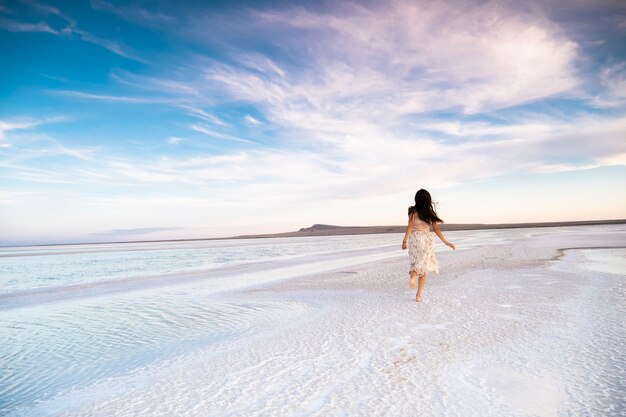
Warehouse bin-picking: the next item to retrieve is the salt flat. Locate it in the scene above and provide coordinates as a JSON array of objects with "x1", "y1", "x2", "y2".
[{"x1": 17, "y1": 226, "x2": 626, "y2": 417}]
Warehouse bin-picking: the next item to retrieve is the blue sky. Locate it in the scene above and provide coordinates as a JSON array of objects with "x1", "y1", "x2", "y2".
[{"x1": 1, "y1": 0, "x2": 625, "y2": 245}]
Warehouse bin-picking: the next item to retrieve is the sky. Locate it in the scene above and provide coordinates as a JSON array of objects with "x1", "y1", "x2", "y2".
[{"x1": 1, "y1": 0, "x2": 625, "y2": 245}]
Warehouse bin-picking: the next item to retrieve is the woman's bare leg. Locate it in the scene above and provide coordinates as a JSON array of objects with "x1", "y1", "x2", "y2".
[
  {"x1": 409, "y1": 271, "x2": 417, "y2": 288},
  {"x1": 416, "y1": 273, "x2": 427, "y2": 302}
]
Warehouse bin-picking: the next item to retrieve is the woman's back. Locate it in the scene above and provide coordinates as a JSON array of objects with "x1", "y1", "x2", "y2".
[{"x1": 411, "y1": 213, "x2": 431, "y2": 232}]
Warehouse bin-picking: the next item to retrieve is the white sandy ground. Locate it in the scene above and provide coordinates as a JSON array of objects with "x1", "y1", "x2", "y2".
[{"x1": 15, "y1": 227, "x2": 626, "y2": 417}]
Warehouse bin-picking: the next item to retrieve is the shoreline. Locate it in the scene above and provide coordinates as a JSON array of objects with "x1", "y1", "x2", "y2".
[{"x1": 4, "y1": 218, "x2": 625, "y2": 249}]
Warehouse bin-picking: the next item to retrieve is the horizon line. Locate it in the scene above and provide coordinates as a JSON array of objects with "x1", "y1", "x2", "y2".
[{"x1": 2, "y1": 218, "x2": 625, "y2": 249}]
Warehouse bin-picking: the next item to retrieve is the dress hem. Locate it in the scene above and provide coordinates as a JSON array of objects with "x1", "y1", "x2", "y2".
[{"x1": 408, "y1": 268, "x2": 439, "y2": 275}]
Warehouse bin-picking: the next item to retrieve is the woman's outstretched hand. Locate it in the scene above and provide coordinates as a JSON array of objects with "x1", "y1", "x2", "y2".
[
  {"x1": 446, "y1": 242, "x2": 456, "y2": 250},
  {"x1": 402, "y1": 241, "x2": 407, "y2": 250}
]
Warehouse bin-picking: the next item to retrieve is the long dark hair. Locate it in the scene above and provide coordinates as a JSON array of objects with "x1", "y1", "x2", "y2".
[{"x1": 408, "y1": 189, "x2": 443, "y2": 224}]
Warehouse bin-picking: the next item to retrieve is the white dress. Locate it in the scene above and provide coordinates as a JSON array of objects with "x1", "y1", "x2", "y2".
[{"x1": 408, "y1": 215, "x2": 439, "y2": 275}]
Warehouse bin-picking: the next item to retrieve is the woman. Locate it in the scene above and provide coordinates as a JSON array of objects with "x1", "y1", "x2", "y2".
[{"x1": 402, "y1": 189, "x2": 456, "y2": 302}]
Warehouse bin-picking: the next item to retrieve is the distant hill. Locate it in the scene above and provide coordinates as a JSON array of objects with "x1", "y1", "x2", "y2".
[
  {"x1": 298, "y1": 224, "x2": 340, "y2": 232},
  {"x1": 233, "y1": 219, "x2": 626, "y2": 239}
]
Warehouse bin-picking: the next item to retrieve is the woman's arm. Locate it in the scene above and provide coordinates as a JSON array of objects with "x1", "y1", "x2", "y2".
[
  {"x1": 432, "y1": 223, "x2": 456, "y2": 250},
  {"x1": 401, "y1": 214, "x2": 414, "y2": 250}
]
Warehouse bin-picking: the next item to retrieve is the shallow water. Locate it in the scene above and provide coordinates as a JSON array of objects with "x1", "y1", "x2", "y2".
[
  {"x1": 0, "y1": 295, "x2": 307, "y2": 414},
  {"x1": 0, "y1": 234, "x2": 405, "y2": 294},
  {"x1": 566, "y1": 248, "x2": 626, "y2": 275},
  {"x1": 1, "y1": 233, "x2": 403, "y2": 414}
]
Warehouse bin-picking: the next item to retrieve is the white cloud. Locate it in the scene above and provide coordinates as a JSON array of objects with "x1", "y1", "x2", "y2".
[
  {"x1": 150, "y1": 0, "x2": 588, "y2": 198},
  {"x1": 189, "y1": 124, "x2": 255, "y2": 144},
  {"x1": 592, "y1": 62, "x2": 626, "y2": 108},
  {"x1": 413, "y1": 120, "x2": 556, "y2": 138},
  {"x1": 167, "y1": 137, "x2": 184, "y2": 145},
  {"x1": 235, "y1": 52, "x2": 286, "y2": 78},
  {"x1": 234, "y1": 0, "x2": 579, "y2": 117},
  {"x1": 5, "y1": 112, "x2": 622, "y2": 196},
  {"x1": 244, "y1": 114, "x2": 261, "y2": 125},
  {"x1": 0, "y1": 120, "x2": 38, "y2": 141},
  {"x1": 178, "y1": 106, "x2": 228, "y2": 126},
  {"x1": 601, "y1": 152, "x2": 626, "y2": 166},
  {"x1": 0, "y1": 117, "x2": 66, "y2": 141}
]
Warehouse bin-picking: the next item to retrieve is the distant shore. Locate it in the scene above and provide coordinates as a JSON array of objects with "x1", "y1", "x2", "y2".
[
  {"x1": 6, "y1": 219, "x2": 626, "y2": 247},
  {"x1": 5, "y1": 219, "x2": 626, "y2": 248},
  {"x1": 233, "y1": 219, "x2": 626, "y2": 239}
]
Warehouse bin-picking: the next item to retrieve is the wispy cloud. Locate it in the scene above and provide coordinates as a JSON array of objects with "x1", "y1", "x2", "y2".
[
  {"x1": 167, "y1": 137, "x2": 184, "y2": 145},
  {"x1": 229, "y1": 0, "x2": 579, "y2": 115},
  {"x1": 90, "y1": 226, "x2": 185, "y2": 237},
  {"x1": 49, "y1": 88, "x2": 230, "y2": 128},
  {"x1": 189, "y1": 124, "x2": 255, "y2": 145},
  {"x1": 4, "y1": 111, "x2": 622, "y2": 196},
  {"x1": 19, "y1": 0, "x2": 66, "y2": 17},
  {"x1": 0, "y1": 16, "x2": 58, "y2": 33},
  {"x1": 235, "y1": 52, "x2": 286, "y2": 78},
  {"x1": 244, "y1": 114, "x2": 261, "y2": 125},
  {"x1": 176, "y1": 105, "x2": 229, "y2": 126},
  {"x1": 107, "y1": 70, "x2": 230, "y2": 125},
  {"x1": 111, "y1": 71, "x2": 200, "y2": 96},
  {"x1": 0, "y1": 117, "x2": 66, "y2": 142},
  {"x1": 0, "y1": 1, "x2": 144, "y2": 61},
  {"x1": 0, "y1": 120, "x2": 40, "y2": 141},
  {"x1": 122, "y1": 0, "x2": 588, "y2": 190},
  {"x1": 51, "y1": 90, "x2": 161, "y2": 104},
  {"x1": 90, "y1": 0, "x2": 175, "y2": 25},
  {"x1": 71, "y1": 28, "x2": 146, "y2": 62},
  {"x1": 592, "y1": 62, "x2": 626, "y2": 108}
]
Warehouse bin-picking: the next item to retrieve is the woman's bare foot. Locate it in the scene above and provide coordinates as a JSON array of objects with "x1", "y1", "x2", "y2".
[
  {"x1": 409, "y1": 274, "x2": 416, "y2": 288},
  {"x1": 416, "y1": 274, "x2": 426, "y2": 302}
]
